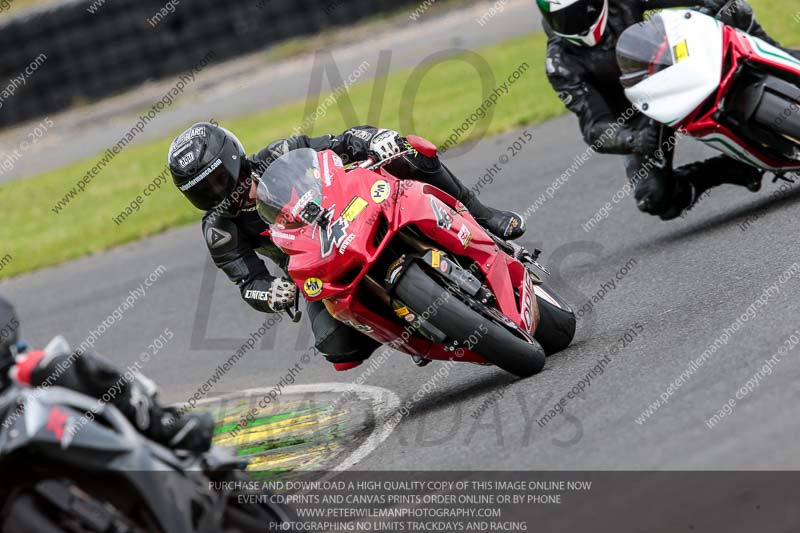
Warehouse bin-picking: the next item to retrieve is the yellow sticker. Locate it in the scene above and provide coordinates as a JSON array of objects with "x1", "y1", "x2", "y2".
[
  {"x1": 431, "y1": 250, "x2": 441, "y2": 268},
  {"x1": 304, "y1": 277, "x2": 323, "y2": 297},
  {"x1": 673, "y1": 40, "x2": 689, "y2": 62},
  {"x1": 342, "y1": 196, "x2": 368, "y2": 222},
  {"x1": 370, "y1": 180, "x2": 391, "y2": 204},
  {"x1": 395, "y1": 306, "x2": 411, "y2": 317}
]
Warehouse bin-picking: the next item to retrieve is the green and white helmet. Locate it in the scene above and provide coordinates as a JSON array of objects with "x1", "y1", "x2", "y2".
[{"x1": 537, "y1": 0, "x2": 609, "y2": 47}]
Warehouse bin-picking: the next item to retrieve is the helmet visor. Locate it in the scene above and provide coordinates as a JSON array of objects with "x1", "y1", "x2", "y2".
[
  {"x1": 543, "y1": 0, "x2": 605, "y2": 36},
  {"x1": 178, "y1": 137, "x2": 243, "y2": 211},
  {"x1": 617, "y1": 14, "x2": 675, "y2": 89}
]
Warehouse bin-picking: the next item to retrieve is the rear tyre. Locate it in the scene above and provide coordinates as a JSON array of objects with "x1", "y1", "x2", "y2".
[
  {"x1": 533, "y1": 285, "x2": 576, "y2": 356},
  {"x1": 756, "y1": 90, "x2": 800, "y2": 141},
  {"x1": 394, "y1": 263, "x2": 546, "y2": 377}
]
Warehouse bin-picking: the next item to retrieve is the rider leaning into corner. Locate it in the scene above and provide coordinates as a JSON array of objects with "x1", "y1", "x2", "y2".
[
  {"x1": 168, "y1": 123, "x2": 526, "y2": 368},
  {"x1": 0, "y1": 296, "x2": 214, "y2": 452},
  {"x1": 537, "y1": 0, "x2": 800, "y2": 220}
]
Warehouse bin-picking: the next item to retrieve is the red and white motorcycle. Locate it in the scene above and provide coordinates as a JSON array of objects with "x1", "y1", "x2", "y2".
[{"x1": 617, "y1": 8, "x2": 800, "y2": 172}]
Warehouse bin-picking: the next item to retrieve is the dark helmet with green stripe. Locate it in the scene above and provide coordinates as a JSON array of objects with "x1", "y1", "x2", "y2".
[{"x1": 537, "y1": 0, "x2": 609, "y2": 47}]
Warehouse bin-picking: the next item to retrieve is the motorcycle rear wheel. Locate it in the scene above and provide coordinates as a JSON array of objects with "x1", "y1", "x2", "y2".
[{"x1": 394, "y1": 263, "x2": 546, "y2": 377}]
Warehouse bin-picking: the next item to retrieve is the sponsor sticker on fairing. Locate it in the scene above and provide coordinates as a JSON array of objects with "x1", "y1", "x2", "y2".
[
  {"x1": 457, "y1": 224, "x2": 473, "y2": 249},
  {"x1": 342, "y1": 197, "x2": 368, "y2": 221},
  {"x1": 520, "y1": 270, "x2": 535, "y2": 332},
  {"x1": 304, "y1": 277, "x2": 323, "y2": 297},
  {"x1": 322, "y1": 153, "x2": 333, "y2": 187},
  {"x1": 291, "y1": 190, "x2": 316, "y2": 219},
  {"x1": 673, "y1": 40, "x2": 690, "y2": 62},
  {"x1": 320, "y1": 216, "x2": 350, "y2": 258},
  {"x1": 371, "y1": 180, "x2": 391, "y2": 204},
  {"x1": 338, "y1": 233, "x2": 356, "y2": 254},
  {"x1": 431, "y1": 198, "x2": 452, "y2": 230},
  {"x1": 270, "y1": 230, "x2": 296, "y2": 241}
]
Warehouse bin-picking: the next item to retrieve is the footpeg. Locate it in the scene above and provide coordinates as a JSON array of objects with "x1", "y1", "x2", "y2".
[{"x1": 412, "y1": 355, "x2": 431, "y2": 367}]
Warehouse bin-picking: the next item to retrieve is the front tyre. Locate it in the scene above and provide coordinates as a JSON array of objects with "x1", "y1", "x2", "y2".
[
  {"x1": 533, "y1": 284, "x2": 576, "y2": 356},
  {"x1": 394, "y1": 263, "x2": 546, "y2": 377}
]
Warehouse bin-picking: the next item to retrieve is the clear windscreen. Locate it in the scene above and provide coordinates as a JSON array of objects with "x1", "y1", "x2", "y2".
[
  {"x1": 256, "y1": 148, "x2": 323, "y2": 230},
  {"x1": 617, "y1": 14, "x2": 675, "y2": 89}
]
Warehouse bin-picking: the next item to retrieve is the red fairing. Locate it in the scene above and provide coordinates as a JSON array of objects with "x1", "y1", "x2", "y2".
[
  {"x1": 15, "y1": 350, "x2": 45, "y2": 385},
  {"x1": 679, "y1": 25, "x2": 800, "y2": 170},
  {"x1": 270, "y1": 150, "x2": 538, "y2": 369}
]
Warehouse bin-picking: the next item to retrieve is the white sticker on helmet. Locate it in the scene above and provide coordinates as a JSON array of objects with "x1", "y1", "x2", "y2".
[
  {"x1": 178, "y1": 152, "x2": 195, "y2": 168},
  {"x1": 179, "y1": 158, "x2": 222, "y2": 191}
]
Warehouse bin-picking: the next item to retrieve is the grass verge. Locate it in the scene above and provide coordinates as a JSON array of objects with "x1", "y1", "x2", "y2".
[{"x1": 0, "y1": 1, "x2": 795, "y2": 280}]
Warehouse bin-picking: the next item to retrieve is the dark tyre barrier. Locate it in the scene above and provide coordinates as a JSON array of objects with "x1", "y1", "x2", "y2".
[{"x1": 0, "y1": 0, "x2": 421, "y2": 128}]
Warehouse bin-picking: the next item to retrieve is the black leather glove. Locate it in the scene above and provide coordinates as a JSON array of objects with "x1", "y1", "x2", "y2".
[
  {"x1": 264, "y1": 277, "x2": 296, "y2": 312},
  {"x1": 696, "y1": 1, "x2": 754, "y2": 30},
  {"x1": 368, "y1": 129, "x2": 405, "y2": 161}
]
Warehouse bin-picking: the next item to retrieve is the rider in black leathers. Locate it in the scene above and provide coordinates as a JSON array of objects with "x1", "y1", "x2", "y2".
[
  {"x1": 0, "y1": 296, "x2": 214, "y2": 452},
  {"x1": 168, "y1": 123, "x2": 526, "y2": 367},
  {"x1": 538, "y1": 0, "x2": 800, "y2": 220}
]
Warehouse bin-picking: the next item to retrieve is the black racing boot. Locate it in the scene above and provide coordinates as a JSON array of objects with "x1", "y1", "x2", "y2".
[
  {"x1": 659, "y1": 156, "x2": 764, "y2": 220},
  {"x1": 393, "y1": 156, "x2": 526, "y2": 240},
  {"x1": 465, "y1": 194, "x2": 527, "y2": 240},
  {"x1": 680, "y1": 156, "x2": 763, "y2": 196}
]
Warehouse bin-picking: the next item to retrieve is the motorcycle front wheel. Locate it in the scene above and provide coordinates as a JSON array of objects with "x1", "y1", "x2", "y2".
[{"x1": 394, "y1": 263, "x2": 546, "y2": 377}]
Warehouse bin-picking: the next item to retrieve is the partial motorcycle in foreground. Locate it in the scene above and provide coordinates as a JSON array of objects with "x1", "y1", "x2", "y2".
[
  {"x1": 617, "y1": 8, "x2": 800, "y2": 173},
  {"x1": 0, "y1": 338, "x2": 294, "y2": 533},
  {"x1": 256, "y1": 136, "x2": 576, "y2": 377}
]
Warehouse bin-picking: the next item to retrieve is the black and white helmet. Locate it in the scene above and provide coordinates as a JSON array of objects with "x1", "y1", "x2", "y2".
[
  {"x1": 537, "y1": 0, "x2": 609, "y2": 47},
  {"x1": 168, "y1": 122, "x2": 251, "y2": 213}
]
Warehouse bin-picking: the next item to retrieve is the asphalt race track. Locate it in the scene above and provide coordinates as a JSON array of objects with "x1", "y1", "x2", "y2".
[{"x1": 6, "y1": 113, "x2": 800, "y2": 477}]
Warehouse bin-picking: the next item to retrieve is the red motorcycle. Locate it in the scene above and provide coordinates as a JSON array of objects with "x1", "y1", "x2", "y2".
[{"x1": 256, "y1": 137, "x2": 575, "y2": 377}]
